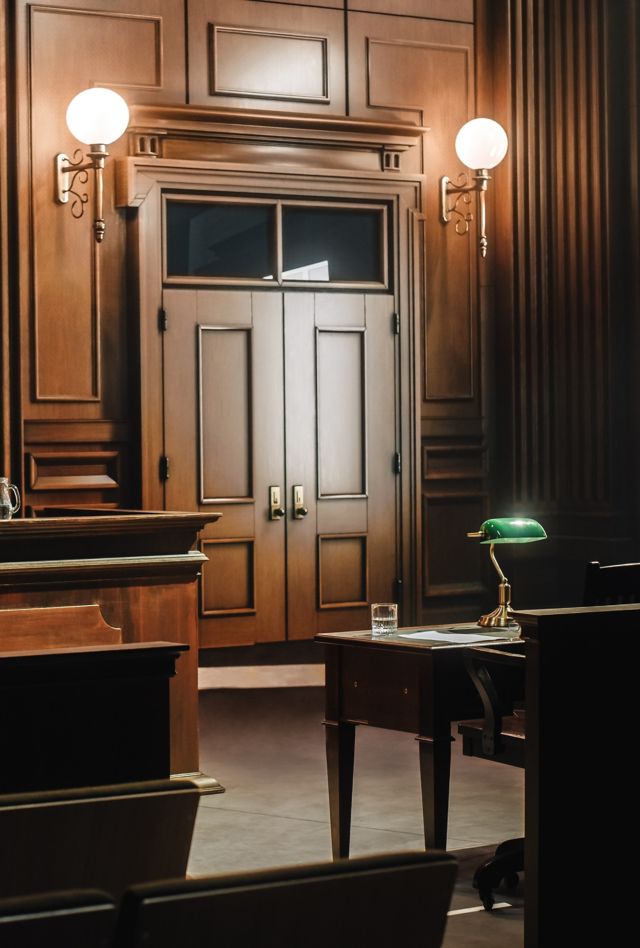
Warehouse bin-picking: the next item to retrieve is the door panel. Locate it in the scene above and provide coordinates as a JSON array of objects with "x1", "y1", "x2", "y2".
[
  {"x1": 284, "y1": 292, "x2": 397, "y2": 639},
  {"x1": 163, "y1": 288, "x2": 286, "y2": 647}
]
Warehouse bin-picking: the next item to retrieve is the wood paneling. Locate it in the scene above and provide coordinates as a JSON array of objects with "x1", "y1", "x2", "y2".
[
  {"x1": 0, "y1": 2, "x2": 11, "y2": 477},
  {"x1": 27, "y1": 449, "x2": 121, "y2": 492},
  {"x1": 211, "y1": 26, "x2": 329, "y2": 103},
  {"x1": 422, "y1": 441, "x2": 486, "y2": 602},
  {"x1": 477, "y1": 0, "x2": 640, "y2": 606},
  {"x1": 347, "y1": 1, "x2": 473, "y2": 21},
  {"x1": 188, "y1": 0, "x2": 346, "y2": 114},
  {"x1": 199, "y1": 326, "x2": 252, "y2": 501},
  {"x1": 18, "y1": 1, "x2": 186, "y2": 407},
  {"x1": 200, "y1": 538, "x2": 256, "y2": 615},
  {"x1": 318, "y1": 534, "x2": 368, "y2": 608},
  {"x1": 317, "y1": 329, "x2": 366, "y2": 498}
]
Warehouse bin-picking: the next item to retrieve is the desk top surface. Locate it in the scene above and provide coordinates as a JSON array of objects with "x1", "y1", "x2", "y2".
[{"x1": 315, "y1": 623, "x2": 517, "y2": 652}]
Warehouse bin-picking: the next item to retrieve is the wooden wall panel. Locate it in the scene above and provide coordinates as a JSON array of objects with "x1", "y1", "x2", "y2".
[
  {"x1": 347, "y1": 1, "x2": 473, "y2": 21},
  {"x1": 10, "y1": 0, "x2": 185, "y2": 508},
  {"x1": 0, "y1": 2, "x2": 12, "y2": 478},
  {"x1": 479, "y1": 0, "x2": 640, "y2": 605},
  {"x1": 188, "y1": 0, "x2": 346, "y2": 114}
]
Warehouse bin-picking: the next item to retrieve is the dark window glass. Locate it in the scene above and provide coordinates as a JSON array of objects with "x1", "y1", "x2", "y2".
[
  {"x1": 282, "y1": 207, "x2": 382, "y2": 283},
  {"x1": 166, "y1": 202, "x2": 275, "y2": 279}
]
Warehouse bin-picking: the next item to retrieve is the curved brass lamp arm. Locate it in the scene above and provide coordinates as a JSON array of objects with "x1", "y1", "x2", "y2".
[{"x1": 488, "y1": 543, "x2": 508, "y2": 585}]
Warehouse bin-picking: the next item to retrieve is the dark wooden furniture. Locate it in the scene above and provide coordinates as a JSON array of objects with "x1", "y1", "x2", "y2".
[
  {"x1": 116, "y1": 851, "x2": 457, "y2": 948},
  {"x1": 315, "y1": 625, "x2": 515, "y2": 855},
  {"x1": 0, "y1": 779, "x2": 199, "y2": 902},
  {"x1": 0, "y1": 641, "x2": 185, "y2": 793},
  {"x1": 0, "y1": 890, "x2": 116, "y2": 948},
  {"x1": 0, "y1": 509, "x2": 221, "y2": 784},
  {"x1": 583, "y1": 559, "x2": 640, "y2": 604},
  {"x1": 513, "y1": 604, "x2": 639, "y2": 948},
  {"x1": 457, "y1": 645, "x2": 525, "y2": 910}
]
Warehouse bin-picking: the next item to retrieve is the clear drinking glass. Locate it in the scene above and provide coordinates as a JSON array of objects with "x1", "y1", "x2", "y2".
[{"x1": 371, "y1": 602, "x2": 398, "y2": 637}]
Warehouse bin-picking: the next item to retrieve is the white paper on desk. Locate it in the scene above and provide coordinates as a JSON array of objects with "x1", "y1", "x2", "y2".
[{"x1": 398, "y1": 630, "x2": 501, "y2": 644}]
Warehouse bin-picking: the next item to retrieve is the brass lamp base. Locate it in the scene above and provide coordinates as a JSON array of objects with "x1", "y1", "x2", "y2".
[
  {"x1": 478, "y1": 579, "x2": 520, "y2": 632},
  {"x1": 478, "y1": 605, "x2": 519, "y2": 629}
]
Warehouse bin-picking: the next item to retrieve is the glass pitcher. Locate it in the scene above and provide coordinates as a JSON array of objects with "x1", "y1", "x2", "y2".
[{"x1": 0, "y1": 477, "x2": 20, "y2": 520}]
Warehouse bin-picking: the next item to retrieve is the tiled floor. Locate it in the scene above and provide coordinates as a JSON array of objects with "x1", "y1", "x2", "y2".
[{"x1": 188, "y1": 684, "x2": 524, "y2": 947}]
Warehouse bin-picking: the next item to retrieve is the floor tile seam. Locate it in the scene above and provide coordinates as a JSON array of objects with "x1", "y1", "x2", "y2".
[
  {"x1": 196, "y1": 803, "x2": 334, "y2": 827},
  {"x1": 198, "y1": 803, "x2": 426, "y2": 839}
]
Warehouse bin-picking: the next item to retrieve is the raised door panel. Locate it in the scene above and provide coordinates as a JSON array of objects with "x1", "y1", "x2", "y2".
[
  {"x1": 162, "y1": 288, "x2": 286, "y2": 648},
  {"x1": 188, "y1": 0, "x2": 346, "y2": 114}
]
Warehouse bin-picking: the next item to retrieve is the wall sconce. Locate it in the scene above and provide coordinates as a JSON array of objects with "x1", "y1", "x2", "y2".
[
  {"x1": 55, "y1": 88, "x2": 130, "y2": 243},
  {"x1": 440, "y1": 118, "x2": 508, "y2": 258}
]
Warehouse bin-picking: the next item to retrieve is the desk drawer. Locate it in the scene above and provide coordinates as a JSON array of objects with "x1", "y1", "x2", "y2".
[{"x1": 340, "y1": 650, "x2": 420, "y2": 731}]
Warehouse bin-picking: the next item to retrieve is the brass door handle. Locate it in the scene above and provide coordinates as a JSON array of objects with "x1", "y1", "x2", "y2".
[
  {"x1": 293, "y1": 485, "x2": 308, "y2": 520},
  {"x1": 269, "y1": 486, "x2": 286, "y2": 521}
]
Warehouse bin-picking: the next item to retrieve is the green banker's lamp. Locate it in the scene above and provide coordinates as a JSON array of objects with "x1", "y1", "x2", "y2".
[{"x1": 467, "y1": 517, "x2": 547, "y2": 629}]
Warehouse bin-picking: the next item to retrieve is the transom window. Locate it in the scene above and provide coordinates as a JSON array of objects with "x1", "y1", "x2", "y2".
[{"x1": 163, "y1": 196, "x2": 388, "y2": 288}]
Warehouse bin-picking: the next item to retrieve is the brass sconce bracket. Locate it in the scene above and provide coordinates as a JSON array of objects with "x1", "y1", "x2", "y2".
[
  {"x1": 55, "y1": 143, "x2": 108, "y2": 243},
  {"x1": 440, "y1": 169, "x2": 491, "y2": 258}
]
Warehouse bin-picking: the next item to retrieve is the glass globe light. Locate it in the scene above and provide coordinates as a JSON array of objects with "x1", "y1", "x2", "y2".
[
  {"x1": 455, "y1": 118, "x2": 508, "y2": 170},
  {"x1": 66, "y1": 88, "x2": 130, "y2": 146}
]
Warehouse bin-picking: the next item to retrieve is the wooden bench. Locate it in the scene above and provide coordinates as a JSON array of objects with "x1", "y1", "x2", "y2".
[
  {"x1": 0, "y1": 780, "x2": 200, "y2": 902},
  {"x1": 115, "y1": 851, "x2": 458, "y2": 948},
  {"x1": 0, "y1": 889, "x2": 117, "y2": 948}
]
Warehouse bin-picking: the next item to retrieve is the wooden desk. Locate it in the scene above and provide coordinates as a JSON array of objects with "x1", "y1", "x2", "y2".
[
  {"x1": 0, "y1": 642, "x2": 186, "y2": 793},
  {"x1": 0, "y1": 509, "x2": 221, "y2": 786},
  {"x1": 315, "y1": 626, "x2": 515, "y2": 856}
]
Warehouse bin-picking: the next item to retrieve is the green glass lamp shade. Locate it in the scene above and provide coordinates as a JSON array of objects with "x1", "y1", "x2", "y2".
[{"x1": 477, "y1": 517, "x2": 547, "y2": 544}]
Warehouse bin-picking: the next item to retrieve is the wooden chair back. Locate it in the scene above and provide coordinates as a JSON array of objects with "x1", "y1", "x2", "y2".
[
  {"x1": 0, "y1": 890, "x2": 116, "y2": 948},
  {"x1": 457, "y1": 645, "x2": 526, "y2": 768},
  {"x1": 583, "y1": 560, "x2": 640, "y2": 605},
  {"x1": 0, "y1": 780, "x2": 199, "y2": 903},
  {"x1": 116, "y1": 851, "x2": 457, "y2": 948}
]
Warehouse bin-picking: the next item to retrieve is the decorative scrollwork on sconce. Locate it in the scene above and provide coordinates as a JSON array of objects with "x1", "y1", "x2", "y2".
[
  {"x1": 442, "y1": 173, "x2": 474, "y2": 235},
  {"x1": 440, "y1": 169, "x2": 491, "y2": 257},
  {"x1": 55, "y1": 149, "x2": 90, "y2": 219}
]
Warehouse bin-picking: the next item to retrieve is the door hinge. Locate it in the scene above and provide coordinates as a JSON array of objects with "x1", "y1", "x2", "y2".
[
  {"x1": 392, "y1": 312, "x2": 400, "y2": 335},
  {"x1": 159, "y1": 455, "x2": 170, "y2": 481},
  {"x1": 158, "y1": 307, "x2": 168, "y2": 332},
  {"x1": 394, "y1": 452, "x2": 402, "y2": 474}
]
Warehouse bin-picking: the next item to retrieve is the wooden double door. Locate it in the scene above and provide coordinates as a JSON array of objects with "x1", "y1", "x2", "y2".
[{"x1": 162, "y1": 287, "x2": 399, "y2": 648}]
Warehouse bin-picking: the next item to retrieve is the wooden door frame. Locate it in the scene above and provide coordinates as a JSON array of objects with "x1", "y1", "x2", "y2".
[{"x1": 117, "y1": 120, "x2": 426, "y2": 627}]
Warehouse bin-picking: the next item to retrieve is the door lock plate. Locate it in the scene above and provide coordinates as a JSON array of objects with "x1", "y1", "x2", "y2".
[
  {"x1": 293, "y1": 485, "x2": 309, "y2": 519},
  {"x1": 269, "y1": 486, "x2": 285, "y2": 520}
]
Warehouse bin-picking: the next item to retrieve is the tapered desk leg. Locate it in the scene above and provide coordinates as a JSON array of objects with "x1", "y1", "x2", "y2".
[
  {"x1": 324, "y1": 720, "x2": 356, "y2": 859},
  {"x1": 417, "y1": 734, "x2": 452, "y2": 850}
]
